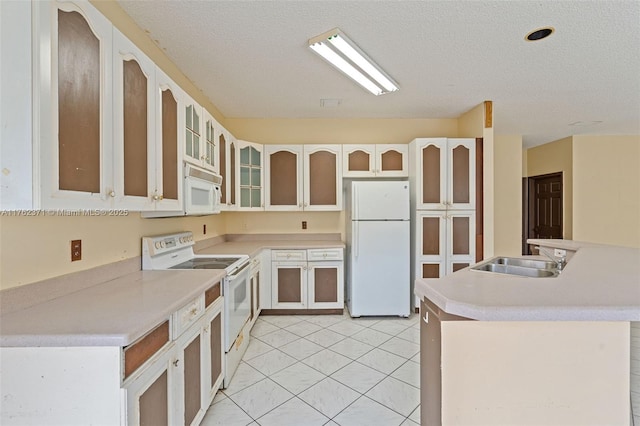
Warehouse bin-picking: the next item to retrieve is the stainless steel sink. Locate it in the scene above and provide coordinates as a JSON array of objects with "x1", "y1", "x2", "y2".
[
  {"x1": 491, "y1": 257, "x2": 557, "y2": 270},
  {"x1": 471, "y1": 257, "x2": 560, "y2": 278}
]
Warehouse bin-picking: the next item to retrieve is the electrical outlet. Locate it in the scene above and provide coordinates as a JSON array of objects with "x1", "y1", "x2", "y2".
[
  {"x1": 71, "y1": 240, "x2": 82, "y2": 261},
  {"x1": 302, "y1": 221, "x2": 307, "y2": 230}
]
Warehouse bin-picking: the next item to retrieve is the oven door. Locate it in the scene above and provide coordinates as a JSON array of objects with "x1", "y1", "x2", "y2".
[{"x1": 223, "y1": 262, "x2": 251, "y2": 351}]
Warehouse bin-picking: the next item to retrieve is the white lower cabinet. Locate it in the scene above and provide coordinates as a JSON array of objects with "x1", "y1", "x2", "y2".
[
  {"x1": 0, "y1": 284, "x2": 223, "y2": 426},
  {"x1": 125, "y1": 291, "x2": 224, "y2": 426},
  {"x1": 125, "y1": 343, "x2": 173, "y2": 425},
  {"x1": 271, "y1": 249, "x2": 343, "y2": 310}
]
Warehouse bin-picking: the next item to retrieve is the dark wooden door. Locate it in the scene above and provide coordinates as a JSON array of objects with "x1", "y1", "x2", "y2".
[{"x1": 525, "y1": 173, "x2": 563, "y2": 253}]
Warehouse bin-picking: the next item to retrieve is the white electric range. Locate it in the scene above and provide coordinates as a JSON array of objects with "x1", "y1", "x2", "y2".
[{"x1": 141, "y1": 231, "x2": 251, "y2": 387}]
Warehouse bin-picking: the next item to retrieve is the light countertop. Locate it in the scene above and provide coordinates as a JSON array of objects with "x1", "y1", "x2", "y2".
[
  {"x1": 196, "y1": 239, "x2": 344, "y2": 257},
  {"x1": 0, "y1": 270, "x2": 224, "y2": 347},
  {"x1": 0, "y1": 235, "x2": 344, "y2": 348},
  {"x1": 414, "y1": 240, "x2": 640, "y2": 321}
]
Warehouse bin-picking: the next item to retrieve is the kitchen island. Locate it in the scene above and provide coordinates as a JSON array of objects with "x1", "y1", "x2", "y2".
[{"x1": 414, "y1": 239, "x2": 640, "y2": 426}]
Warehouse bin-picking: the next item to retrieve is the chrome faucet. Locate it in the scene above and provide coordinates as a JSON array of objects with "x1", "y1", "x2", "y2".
[{"x1": 535, "y1": 246, "x2": 567, "y2": 271}]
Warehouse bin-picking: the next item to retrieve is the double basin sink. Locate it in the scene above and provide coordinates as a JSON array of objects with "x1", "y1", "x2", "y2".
[{"x1": 471, "y1": 256, "x2": 560, "y2": 278}]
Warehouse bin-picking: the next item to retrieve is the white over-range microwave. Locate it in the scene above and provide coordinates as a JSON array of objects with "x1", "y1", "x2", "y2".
[{"x1": 143, "y1": 163, "x2": 222, "y2": 217}]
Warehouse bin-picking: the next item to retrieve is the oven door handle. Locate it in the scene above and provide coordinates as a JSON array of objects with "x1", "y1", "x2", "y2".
[{"x1": 227, "y1": 261, "x2": 250, "y2": 278}]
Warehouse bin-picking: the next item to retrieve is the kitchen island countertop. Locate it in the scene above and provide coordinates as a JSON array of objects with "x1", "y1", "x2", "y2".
[{"x1": 414, "y1": 239, "x2": 640, "y2": 321}]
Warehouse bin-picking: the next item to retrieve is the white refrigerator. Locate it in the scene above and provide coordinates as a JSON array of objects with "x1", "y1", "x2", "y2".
[{"x1": 345, "y1": 180, "x2": 410, "y2": 317}]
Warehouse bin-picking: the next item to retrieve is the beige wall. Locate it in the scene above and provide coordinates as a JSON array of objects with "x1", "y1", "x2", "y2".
[
  {"x1": 526, "y1": 136, "x2": 573, "y2": 239},
  {"x1": 493, "y1": 135, "x2": 522, "y2": 256},
  {"x1": 458, "y1": 103, "x2": 485, "y2": 138},
  {"x1": 572, "y1": 135, "x2": 640, "y2": 248},
  {"x1": 225, "y1": 118, "x2": 458, "y2": 145},
  {"x1": 225, "y1": 211, "x2": 343, "y2": 236},
  {"x1": 0, "y1": 214, "x2": 226, "y2": 291}
]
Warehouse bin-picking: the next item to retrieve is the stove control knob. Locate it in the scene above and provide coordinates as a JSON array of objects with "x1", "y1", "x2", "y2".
[
  {"x1": 160, "y1": 241, "x2": 166, "y2": 248},
  {"x1": 155, "y1": 242, "x2": 161, "y2": 250}
]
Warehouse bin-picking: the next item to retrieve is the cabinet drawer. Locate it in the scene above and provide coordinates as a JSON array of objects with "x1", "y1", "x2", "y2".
[
  {"x1": 205, "y1": 282, "x2": 221, "y2": 308},
  {"x1": 123, "y1": 320, "x2": 171, "y2": 380},
  {"x1": 307, "y1": 248, "x2": 343, "y2": 261},
  {"x1": 272, "y1": 250, "x2": 306, "y2": 261},
  {"x1": 173, "y1": 295, "x2": 205, "y2": 337}
]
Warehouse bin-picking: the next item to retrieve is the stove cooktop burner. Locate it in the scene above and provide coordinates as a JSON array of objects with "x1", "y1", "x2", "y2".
[{"x1": 169, "y1": 257, "x2": 242, "y2": 270}]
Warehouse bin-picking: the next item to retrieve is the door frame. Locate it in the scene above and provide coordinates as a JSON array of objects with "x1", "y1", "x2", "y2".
[{"x1": 522, "y1": 172, "x2": 563, "y2": 254}]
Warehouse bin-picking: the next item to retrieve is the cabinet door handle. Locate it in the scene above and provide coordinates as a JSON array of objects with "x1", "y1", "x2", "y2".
[
  {"x1": 109, "y1": 191, "x2": 116, "y2": 197},
  {"x1": 173, "y1": 359, "x2": 180, "y2": 367},
  {"x1": 423, "y1": 311, "x2": 429, "y2": 324}
]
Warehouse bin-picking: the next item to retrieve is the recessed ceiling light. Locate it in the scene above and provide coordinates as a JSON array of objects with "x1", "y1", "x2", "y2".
[{"x1": 525, "y1": 27, "x2": 555, "y2": 42}]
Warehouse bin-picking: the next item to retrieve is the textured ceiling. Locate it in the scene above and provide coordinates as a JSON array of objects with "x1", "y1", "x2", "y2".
[{"x1": 117, "y1": 0, "x2": 640, "y2": 147}]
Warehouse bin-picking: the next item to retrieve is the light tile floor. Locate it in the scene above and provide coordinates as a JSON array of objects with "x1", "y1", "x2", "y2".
[{"x1": 201, "y1": 311, "x2": 421, "y2": 426}]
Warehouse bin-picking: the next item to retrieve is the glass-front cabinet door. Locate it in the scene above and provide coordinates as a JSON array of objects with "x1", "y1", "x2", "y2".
[
  {"x1": 183, "y1": 95, "x2": 202, "y2": 167},
  {"x1": 237, "y1": 140, "x2": 263, "y2": 210},
  {"x1": 202, "y1": 110, "x2": 219, "y2": 173}
]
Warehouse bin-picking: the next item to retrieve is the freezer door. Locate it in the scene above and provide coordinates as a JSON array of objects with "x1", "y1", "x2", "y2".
[
  {"x1": 349, "y1": 220, "x2": 410, "y2": 317},
  {"x1": 352, "y1": 181, "x2": 410, "y2": 220}
]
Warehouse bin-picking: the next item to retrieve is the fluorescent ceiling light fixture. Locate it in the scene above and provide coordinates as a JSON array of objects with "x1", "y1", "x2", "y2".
[{"x1": 309, "y1": 28, "x2": 399, "y2": 96}]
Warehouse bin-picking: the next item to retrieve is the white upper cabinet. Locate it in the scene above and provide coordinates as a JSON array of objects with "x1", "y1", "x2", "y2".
[
  {"x1": 303, "y1": 145, "x2": 342, "y2": 211},
  {"x1": 411, "y1": 138, "x2": 475, "y2": 210},
  {"x1": 264, "y1": 145, "x2": 304, "y2": 211},
  {"x1": 112, "y1": 29, "x2": 156, "y2": 211},
  {"x1": 202, "y1": 111, "x2": 220, "y2": 174},
  {"x1": 219, "y1": 131, "x2": 238, "y2": 210},
  {"x1": 35, "y1": 0, "x2": 114, "y2": 209},
  {"x1": 153, "y1": 67, "x2": 184, "y2": 211},
  {"x1": 0, "y1": 0, "x2": 33, "y2": 209},
  {"x1": 264, "y1": 145, "x2": 342, "y2": 211},
  {"x1": 237, "y1": 140, "x2": 264, "y2": 210},
  {"x1": 25, "y1": 0, "x2": 184, "y2": 212},
  {"x1": 182, "y1": 94, "x2": 204, "y2": 168},
  {"x1": 343, "y1": 144, "x2": 408, "y2": 178}
]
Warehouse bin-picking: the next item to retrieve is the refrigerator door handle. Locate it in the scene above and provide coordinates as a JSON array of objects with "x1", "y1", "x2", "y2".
[
  {"x1": 353, "y1": 184, "x2": 358, "y2": 221},
  {"x1": 354, "y1": 220, "x2": 359, "y2": 258}
]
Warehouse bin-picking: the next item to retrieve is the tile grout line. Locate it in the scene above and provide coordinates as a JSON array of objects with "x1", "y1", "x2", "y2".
[{"x1": 216, "y1": 312, "x2": 421, "y2": 425}]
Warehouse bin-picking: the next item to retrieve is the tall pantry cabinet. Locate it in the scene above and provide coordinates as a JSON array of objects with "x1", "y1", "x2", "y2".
[{"x1": 409, "y1": 138, "x2": 479, "y2": 308}]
